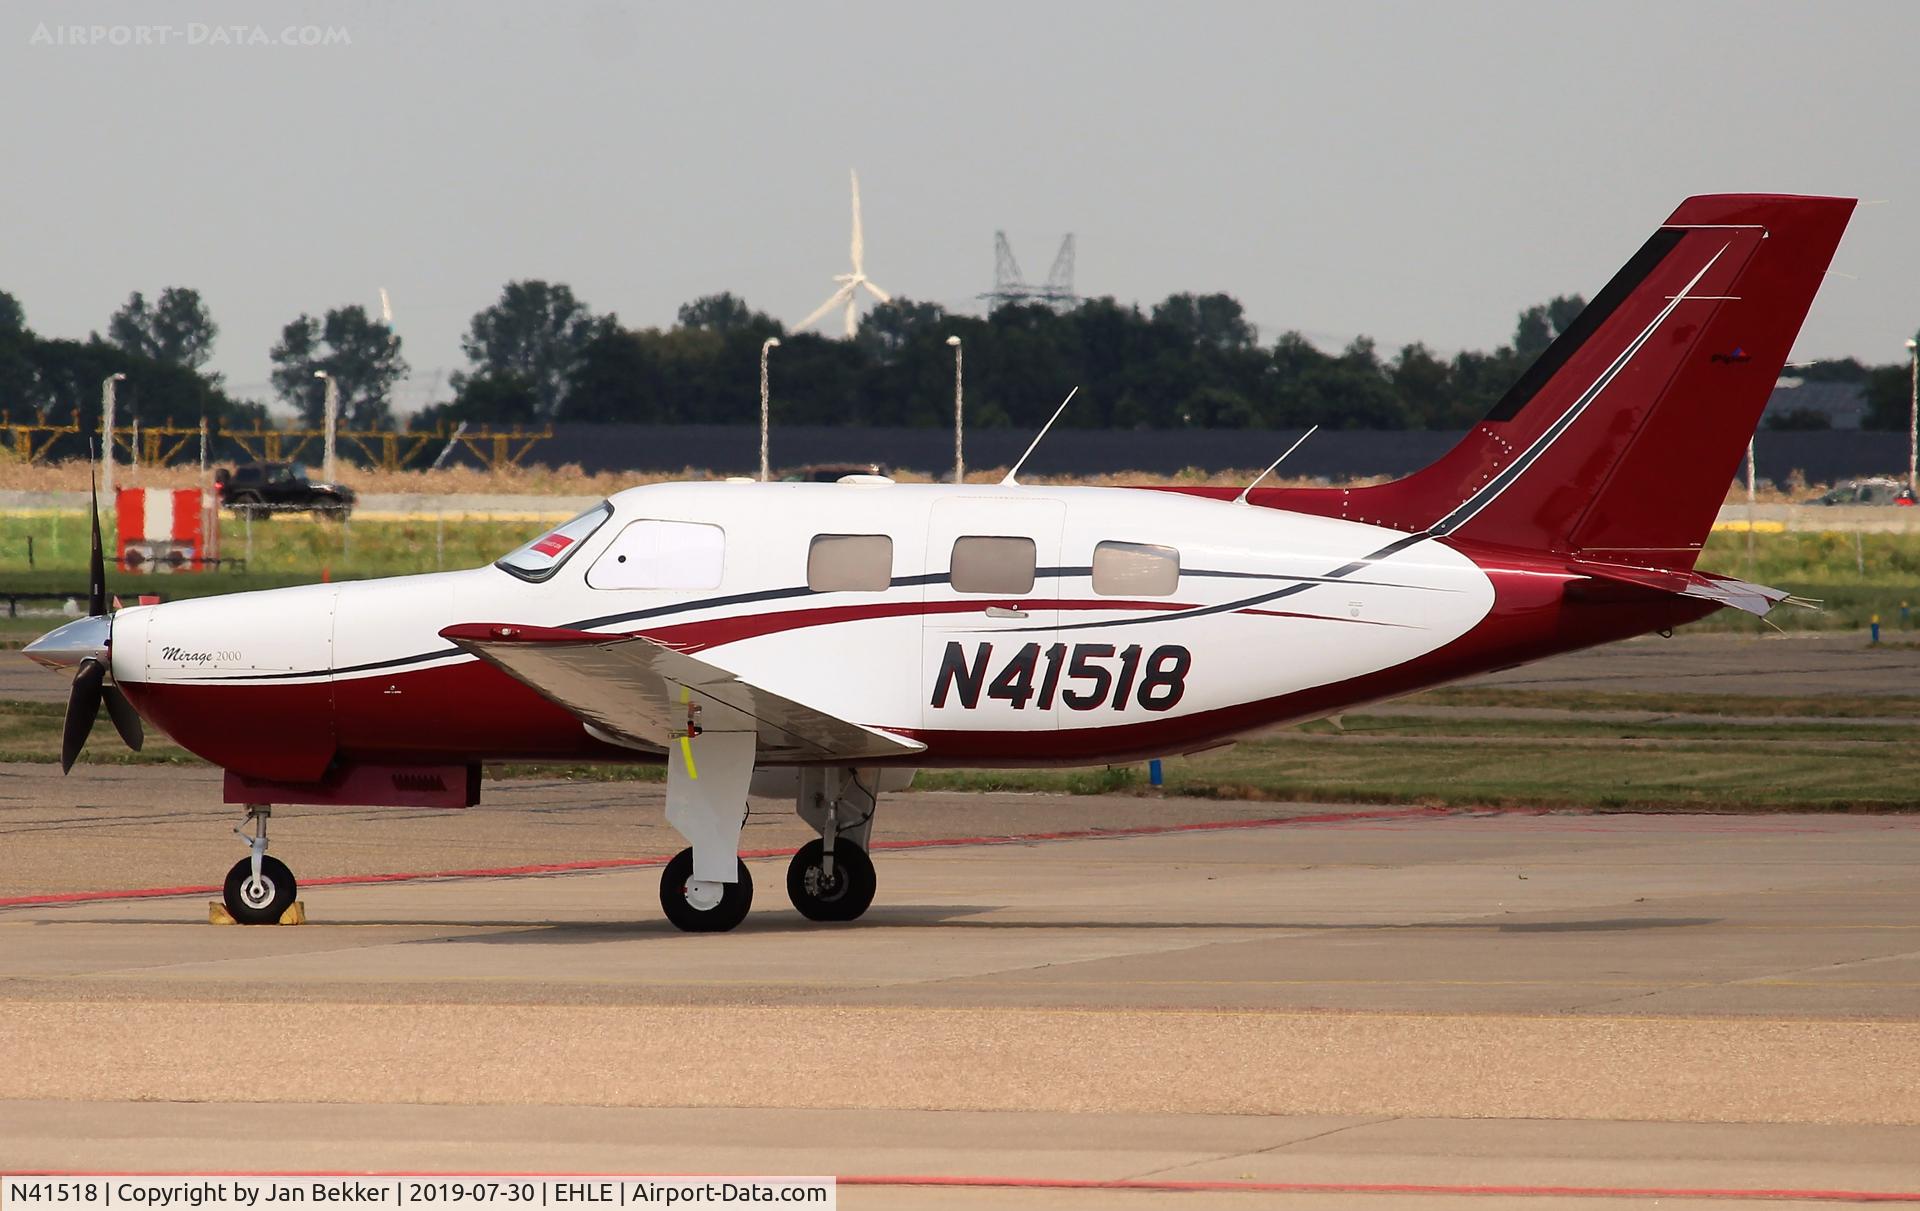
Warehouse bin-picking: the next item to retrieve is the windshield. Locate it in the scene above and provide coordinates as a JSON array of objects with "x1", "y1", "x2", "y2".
[{"x1": 495, "y1": 502, "x2": 614, "y2": 582}]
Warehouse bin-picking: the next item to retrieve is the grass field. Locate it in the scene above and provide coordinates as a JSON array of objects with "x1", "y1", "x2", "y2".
[
  {"x1": 6, "y1": 509, "x2": 1917, "y2": 631},
  {"x1": 0, "y1": 511, "x2": 534, "y2": 583},
  {"x1": 5, "y1": 690, "x2": 1913, "y2": 812},
  {"x1": 1423, "y1": 686, "x2": 1920, "y2": 718}
]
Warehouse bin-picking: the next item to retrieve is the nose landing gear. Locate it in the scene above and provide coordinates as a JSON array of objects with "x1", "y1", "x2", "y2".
[{"x1": 222, "y1": 804, "x2": 298, "y2": 924}]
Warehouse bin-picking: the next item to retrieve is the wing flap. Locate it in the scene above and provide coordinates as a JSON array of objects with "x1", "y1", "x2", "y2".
[{"x1": 441, "y1": 623, "x2": 924, "y2": 762}]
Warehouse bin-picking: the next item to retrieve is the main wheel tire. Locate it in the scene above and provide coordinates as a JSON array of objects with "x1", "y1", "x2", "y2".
[
  {"x1": 223, "y1": 855, "x2": 297, "y2": 925},
  {"x1": 786, "y1": 838, "x2": 877, "y2": 922},
  {"x1": 658, "y1": 848, "x2": 753, "y2": 932}
]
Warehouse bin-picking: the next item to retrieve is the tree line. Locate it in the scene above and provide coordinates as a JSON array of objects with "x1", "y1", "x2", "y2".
[
  {"x1": 0, "y1": 288, "x2": 263, "y2": 433},
  {"x1": 426, "y1": 287, "x2": 1589, "y2": 433},
  {"x1": 3, "y1": 282, "x2": 1914, "y2": 437}
]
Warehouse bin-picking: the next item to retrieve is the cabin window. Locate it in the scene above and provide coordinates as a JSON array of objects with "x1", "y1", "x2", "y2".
[
  {"x1": 494, "y1": 502, "x2": 613, "y2": 582},
  {"x1": 588, "y1": 520, "x2": 726, "y2": 589},
  {"x1": 808, "y1": 534, "x2": 893, "y2": 592},
  {"x1": 1092, "y1": 541, "x2": 1180, "y2": 596},
  {"x1": 950, "y1": 536, "x2": 1036, "y2": 595}
]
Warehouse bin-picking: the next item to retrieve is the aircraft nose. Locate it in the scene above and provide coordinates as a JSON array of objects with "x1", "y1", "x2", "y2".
[{"x1": 22, "y1": 614, "x2": 110, "y2": 671}]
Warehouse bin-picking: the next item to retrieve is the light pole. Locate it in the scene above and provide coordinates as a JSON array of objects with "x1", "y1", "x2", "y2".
[
  {"x1": 946, "y1": 335, "x2": 964, "y2": 483},
  {"x1": 1746, "y1": 437, "x2": 1757, "y2": 569},
  {"x1": 1906, "y1": 337, "x2": 1917, "y2": 496},
  {"x1": 759, "y1": 337, "x2": 780, "y2": 482},
  {"x1": 100, "y1": 372, "x2": 126, "y2": 498},
  {"x1": 313, "y1": 370, "x2": 339, "y2": 483}
]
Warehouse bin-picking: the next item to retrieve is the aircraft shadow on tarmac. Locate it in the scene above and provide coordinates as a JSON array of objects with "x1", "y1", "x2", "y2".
[
  {"x1": 366, "y1": 911, "x2": 1723, "y2": 943},
  {"x1": 55, "y1": 910, "x2": 1718, "y2": 937}
]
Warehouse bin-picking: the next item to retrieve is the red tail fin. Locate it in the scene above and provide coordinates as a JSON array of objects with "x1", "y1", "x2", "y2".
[{"x1": 1275, "y1": 194, "x2": 1854, "y2": 570}]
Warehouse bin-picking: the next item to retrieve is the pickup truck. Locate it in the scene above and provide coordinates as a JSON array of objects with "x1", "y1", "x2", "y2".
[{"x1": 213, "y1": 462, "x2": 357, "y2": 519}]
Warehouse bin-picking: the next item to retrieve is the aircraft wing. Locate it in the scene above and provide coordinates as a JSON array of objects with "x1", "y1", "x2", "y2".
[{"x1": 440, "y1": 623, "x2": 925, "y2": 763}]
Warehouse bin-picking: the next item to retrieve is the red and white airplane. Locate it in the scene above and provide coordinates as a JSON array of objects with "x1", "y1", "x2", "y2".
[{"x1": 27, "y1": 194, "x2": 1853, "y2": 931}]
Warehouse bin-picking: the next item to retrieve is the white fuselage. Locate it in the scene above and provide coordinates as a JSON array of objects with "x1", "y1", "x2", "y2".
[{"x1": 115, "y1": 480, "x2": 1497, "y2": 770}]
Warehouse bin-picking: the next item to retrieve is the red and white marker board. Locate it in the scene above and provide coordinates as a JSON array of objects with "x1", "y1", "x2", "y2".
[{"x1": 116, "y1": 488, "x2": 212, "y2": 573}]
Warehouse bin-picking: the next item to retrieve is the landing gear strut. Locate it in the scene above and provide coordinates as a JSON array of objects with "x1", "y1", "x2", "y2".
[{"x1": 222, "y1": 804, "x2": 297, "y2": 924}]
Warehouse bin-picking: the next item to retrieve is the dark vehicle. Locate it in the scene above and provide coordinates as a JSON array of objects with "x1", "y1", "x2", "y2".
[
  {"x1": 1813, "y1": 477, "x2": 1907, "y2": 507},
  {"x1": 214, "y1": 462, "x2": 356, "y2": 519},
  {"x1": 779, "y1": 462, "x2": 890, "y2": 483}
]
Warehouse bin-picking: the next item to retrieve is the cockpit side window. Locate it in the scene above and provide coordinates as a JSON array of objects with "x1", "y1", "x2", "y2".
[
  {"x1": 587, "y1": 520, "x2": 727, "y2": 590},
  {"x1": 494, "y1": 503, "x2": 613, "y2": 582}
]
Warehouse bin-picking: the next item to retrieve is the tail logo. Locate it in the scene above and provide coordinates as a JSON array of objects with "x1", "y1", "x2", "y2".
[{"x1": 1710, "y1": 346, "x2": 1753, "y2": 365}]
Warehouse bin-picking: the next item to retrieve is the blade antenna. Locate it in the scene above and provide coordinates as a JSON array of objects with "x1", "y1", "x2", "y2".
[
  {"x1": 1001, "y1": 387, "x2": 1079, "y2": 486},
  {"x1": 1233, "y1": 425, "x2": 1319, "y2": 505}
]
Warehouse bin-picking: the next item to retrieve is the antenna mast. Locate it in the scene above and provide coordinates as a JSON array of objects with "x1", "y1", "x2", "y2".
[
  {"x1": 1002, "y1": 387, "x2": 1079, "y2": 485},
  {"x1": 1233, "y1": 426, "x2": 1319, "y2": 505}
]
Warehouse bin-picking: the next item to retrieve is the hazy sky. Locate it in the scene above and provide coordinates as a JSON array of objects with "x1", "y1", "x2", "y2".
[{"x1": 4, "y1": 1, "x2": 1917, "y2": 416}]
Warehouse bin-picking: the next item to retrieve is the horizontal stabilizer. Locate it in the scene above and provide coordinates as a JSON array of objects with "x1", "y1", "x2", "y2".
[
  {"x1": 1571, "y1": 562, "x2": 1792, "y2": 618},
  {"x1": 1680, "y1": 573, "x2": 1795, "y2": 618}
]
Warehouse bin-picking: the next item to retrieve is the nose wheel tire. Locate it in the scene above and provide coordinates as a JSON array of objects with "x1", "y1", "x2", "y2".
[
  {"x1": 222, "y1": 856, "x2": 297, "y2": 925},
  {"x1": 786, "y1": 838, "x2": 877, "y2": 922},
  {"x1": 659, "y1": 848, "x2": 753, "y2": 933}
]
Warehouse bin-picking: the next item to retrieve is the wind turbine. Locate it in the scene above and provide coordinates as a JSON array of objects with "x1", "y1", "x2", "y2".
[{"x1": 796, "y1": 170, "x2": 892, "y2": 337}]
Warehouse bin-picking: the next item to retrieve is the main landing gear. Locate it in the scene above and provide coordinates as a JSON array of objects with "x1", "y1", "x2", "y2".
[
  {"x1": 658, "y1": 730, "x2": 756, "y2": 933},
  {"x1": 785, "y1": 768, "x2": 879, "y2": 923},
  {"x1": 223, "y1": 804, "x2": 298, "y2": 924},
  {"x1": 656, "y1": 741, "x2": 892, "y2": 933}
]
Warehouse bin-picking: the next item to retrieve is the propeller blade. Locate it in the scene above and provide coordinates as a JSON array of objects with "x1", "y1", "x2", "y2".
[
  {"x1": 88, "y1": 463, "x2": 107, "y2": 618},
  {"x1": 61, "y1": 658, "x2": 106, "y2": 774},
  {"x1": 860, "y1": 278, "x2": 892, "y2": 304},
  {"x1": 104, "y1": 682, "x2": 144, "y2": 752},
  {"x1": 849, "y1": 169, "x2": 864, "y2": 276},
  {"x1": 797, "y1": 285, "x2": 854, "y2": 333},
  {"x1": 845, "y1": 294, "x2": 859, "y2": 338}
]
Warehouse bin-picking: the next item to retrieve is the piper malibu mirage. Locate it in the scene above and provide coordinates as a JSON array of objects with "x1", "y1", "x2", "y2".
[{"x1": 27, "y1": 194, "x2": 1853, "y2": 931}]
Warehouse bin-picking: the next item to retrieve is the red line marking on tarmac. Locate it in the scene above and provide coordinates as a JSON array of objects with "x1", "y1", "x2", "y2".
[
  {"x1": 7, "y1": 1173, "x2": 1918, "y2": 1202},
  {"x1": 0, "y1": 805, "x2": 1451, "y2": 909},
  {"x1": 840, "y1": 1174, "x2": 1920, "y2": 1202}
]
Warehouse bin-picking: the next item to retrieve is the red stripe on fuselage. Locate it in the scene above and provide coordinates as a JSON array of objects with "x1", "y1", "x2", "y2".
[
  {"x1": 459, "y1": 596, "x2": 1402, "y2": 658},
  {"x1": 636, "y1": 597, "x2": 1202, "y2": 653}
]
